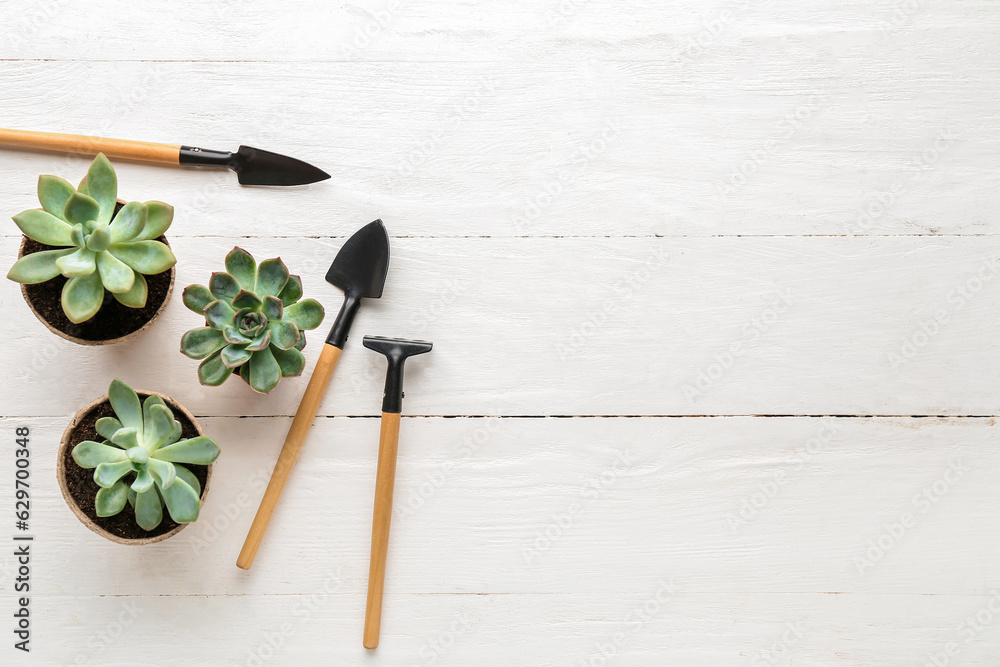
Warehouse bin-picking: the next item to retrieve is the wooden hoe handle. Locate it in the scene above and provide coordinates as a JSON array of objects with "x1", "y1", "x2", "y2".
[
  {"x1": 237, "y1": 344, "x2": 343, "y2": 570},
  {"x1": 363, "y1": 412, "x2": 402, "y2": 649},
  {"x1": 0, "y1": 127, "x2": 181, "y2": 164}
]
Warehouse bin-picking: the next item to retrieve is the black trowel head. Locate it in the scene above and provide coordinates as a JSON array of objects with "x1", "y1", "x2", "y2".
[{"x1": 325, "y1": 220, "x2": 390, "y2": 299}]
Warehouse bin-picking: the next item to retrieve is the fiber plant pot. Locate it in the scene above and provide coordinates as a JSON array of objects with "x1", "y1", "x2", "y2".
[
  {"x1": 56, "y1": 390, "x2": 212, "y2": 545},
  {"x1": 16, "y1": 200, "x2": 175, "y2": 346}
]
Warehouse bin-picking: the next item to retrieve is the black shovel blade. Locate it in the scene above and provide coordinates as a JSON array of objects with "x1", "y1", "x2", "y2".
[
  {"x1": 233, "y1": 145, "x2": 330, "y2": 186},
  {"x1": 326, "y1": 220, "x2": 390, "y2": 299}
]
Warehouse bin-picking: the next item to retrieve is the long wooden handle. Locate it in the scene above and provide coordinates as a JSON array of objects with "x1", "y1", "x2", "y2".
[
  {"x1": 363, "y1": 411, "x2": 402, "y2": 649},
  {"x1": 0, "y1": 128, "x2": 181, "y2": 164},
  {"x1": 237, "y1": 344, "x2": 343, "y2": 570}
]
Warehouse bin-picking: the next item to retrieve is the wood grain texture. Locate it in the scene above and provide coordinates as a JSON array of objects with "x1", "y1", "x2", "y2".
[
  {"x1": 0, "y1": 128, "x2": 180, "y2": 164},
  {"x1": 364, "y1": 411, "x2": 402, "y2": 648},
  {"x1": 0, "y1": 1, "x2": 998, "y2": 664}
]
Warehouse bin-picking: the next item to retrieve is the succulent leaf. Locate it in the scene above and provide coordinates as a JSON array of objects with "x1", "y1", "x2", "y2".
[
  {"x1": 272, "y1": 346, "x2": 306, "y2": 377},
  {"x1": 182, "y1": 284, "x2": 214, "y2": 313},
  {"x1": 111, "y1": 271, "x2": 147, "y2": 308},
  {"x1": 134, "y1": 201, "x2": 173, "y2": 241},
  {"x1": 86, "y1": 225, "x2": 111, "y2": 252},
  {"x1": 278, "y1": 274, "x2": 303, "y2": 306},
  {"x1": 180, "y1": 327, "x2": 227, "y2": 360},
  {"x1": 13, "y1": 209, "x2": 75, "y2": 246},
  {"x1": 169, "y1": 419, "x2": 183, "y2": 443},
  {"x1": 255, "y1": 257, "x2": 289, "y2": 297},
  {"x1": 222, "y1": 325, "x2": 252, "y2": 345},
  {"x1": 245, "y1": 329, "x2": 271, "y2": 352},
  {"x1": 225, "y1": 247, "x2": 256, "y2": 288},
  {"x1": 231, "y1": 289, "x2": 262, "y2": 310},
  {"x1": 78, "y1": 154, "x2": 117, "y2": 224},
  {"x1": 142, "y1": 395, "x2": 166, "y2": 436},
  {"x1": 6, "y1": 247, "x2": 75, "y2": 284},
  {"x1": 96, "y1": 250, "x2": 135, "y2": 293},
  {"x1": 221, "y1": 343, "x2": 252, "y2": 368},
  {"x1": 61, "y1": 271, "x2": 104, "y2": 323},
  {"x1": 107, "y1": 240, "x2": 176, "y2": 275},
  {"x1": 111, "y1": 427, "x2": 141, "y2": 450},
  {"x1": 248, "y1": 347, "x2": 281, "y2": 394},
  {"x1": 134, "y1": 488, "x2": 163, "y2": 530},
  {"x1": 56, "y1": 247, "x2": 96, "y2": 277},
  {"x1": 209, "y1": 271, "x2": 241, "y2": 301},
  {"x1": 204, "y1": 299, "x2": 237, "y2": 330},
  {"x1": 109, "y1": 201, "x2": 147, "y2": 243},
  {"x1": 160, "y1": 477, "x2": 200, "y2": 524},
  {"x1": 72, "y1": 441, "x2": 129, "y2": 467},
  {"x1": 147, "y1": 458, "x2": 176, "y2": 489},
  {"x1": 198, "y1": 350, "x2": 231, "y2": 386},
  {"x1": 145, "y1": 404, "x2": 176, "y2": 451},
  {"x1": 37, "y1": 175, "x2": 75, "y2": 217},
  {"x1": 95, "y1": 480, "x2": 128, "y2": 517},
  {"x1": 95, "y1": 417, "x2": 124, "y2": 441},
  {"x1": 108, "y1": 379, "x2": 143, "y2": 433},
  {"x1": 284, "y1": 298, "x2": 325, "y2": 330},
  {"x1": 131, "y1": 468, "x2": 155, "y2": 494},
  {"x1": 154, "y1": 436, "x2": 221, "y2": 465},
  {"x1": 268, "y1": 320, "x2": 299, "y2": 350},
  {"x1": 63, "y1": 191, "x2": 101, "y2": 226},
  {"x1": 93, "y1": 460, "x2": 133, "y2": 488},
  {"x1": 174, "y1": 464, "x2": 201, "y2": 497},
  {"x1": 261, "y1": 294, "x2": 283, "y2": 320}
]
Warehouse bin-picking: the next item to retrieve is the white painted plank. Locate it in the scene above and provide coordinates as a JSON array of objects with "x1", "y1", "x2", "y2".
[
  {"x1": 3, "y1": 235, "x2": 999, "y2": 417},
  {"x1": 7, "y1": 416, "x2": 999, "y2": 599},
  {"x1": 0, "y1": 57, "x2": 995, "y2": 237},
  {"x1": 12, "y1": 591, "x2": 1000, "y2": 666},
  {"x1": 3, "y1": 0, "x2": 1000, "y2": 65}
]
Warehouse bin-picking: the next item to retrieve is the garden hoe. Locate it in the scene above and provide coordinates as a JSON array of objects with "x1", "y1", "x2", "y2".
[
  {"x1": 0, "y1": 127, "x2": 330, "y2": 186},
  {"x1": 361, "y1": 335, "x2": 433, "y2": 649},
  {"x1": 237, "y1": 220, "x2": 390, "y2": 570}
]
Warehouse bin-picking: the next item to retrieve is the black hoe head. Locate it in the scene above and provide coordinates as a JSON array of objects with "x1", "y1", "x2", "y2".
[
  {"x1": 363, "y1": 335, "x2": 433, "y2": 362},
  {"x1": 233, "y1": 145, "x2": 331, "y2": 186},
  {"x1": 326, "y1": 220, "x2": 390, "y2": 299},
  {"x1": 363, "y1": 336, "x2": 433, "y2": 413}
]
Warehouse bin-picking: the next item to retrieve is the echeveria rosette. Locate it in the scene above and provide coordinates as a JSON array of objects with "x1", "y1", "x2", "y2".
[
  {"x1": 180, "y1": 247, "x2": 325, "y2": 394},
  {"x1": 6, "y1": 153, "x2": 177, "y2": 323},
  {"x1": 71, "y1": 379, "x2": 220, "y2": 531}
]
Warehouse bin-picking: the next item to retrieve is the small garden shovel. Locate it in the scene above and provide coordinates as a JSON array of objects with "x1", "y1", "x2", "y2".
[
  {"x1": 361, "y1": 335, "x2": 433, "y2": 649},
  {"x1": 237, "y1": 220, "x2": 390, "y2": 570}
]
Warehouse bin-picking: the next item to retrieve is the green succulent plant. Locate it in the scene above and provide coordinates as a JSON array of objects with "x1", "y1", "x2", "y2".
[
  {"x1": 180, "y1": 247, "x2": 325, "y2": 394},
  {"x1": 6, "y1": 153, "x2": 177, "y2": 323},
  {"x1": 71, "y1": 379, "x2": 220, "y2": 531}
]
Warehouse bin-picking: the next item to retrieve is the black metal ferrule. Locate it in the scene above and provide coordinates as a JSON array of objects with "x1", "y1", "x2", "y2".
[
  {"x1": 179, "y1": 146, "x2": 236, "y2": 169},
  {"x1": 325, "y1": 293, "x2": 361, "y2": 348},
  {"x1": 381, "y1": 357, "x2": 406, "y2": 414}
]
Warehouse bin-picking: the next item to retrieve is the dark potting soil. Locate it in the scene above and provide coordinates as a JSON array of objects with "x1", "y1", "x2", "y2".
[
  {"x1": 19, "y1": 202, "x2": 173, "y2": 342},
  {"x1": 62, "y1": 394, "x2": 209, "y2": 541}
]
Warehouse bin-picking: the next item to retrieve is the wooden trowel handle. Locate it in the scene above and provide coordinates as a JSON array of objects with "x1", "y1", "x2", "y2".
[
  {"x1": 0, "y1": 128, "x2": 181, "y2": 164},
  {"x1": 237, "y1": 344, "x2": 343, "y2": 570},
  {"x1": 363, "y1": 412, "x2": 402, "y2": 649}
]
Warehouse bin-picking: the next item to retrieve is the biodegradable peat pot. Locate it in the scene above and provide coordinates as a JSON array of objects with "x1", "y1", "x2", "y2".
[
  {"x1": 56, "y1": 390, "x2": 212, "y2": 545},
  {"x1": 16, "y1": 200, "x2": 175, "y2": 346}
]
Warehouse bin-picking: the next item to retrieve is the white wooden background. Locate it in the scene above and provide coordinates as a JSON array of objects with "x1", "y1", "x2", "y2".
[{"x1": 1, "y1": 1, "x2": 999, "y2": 665}]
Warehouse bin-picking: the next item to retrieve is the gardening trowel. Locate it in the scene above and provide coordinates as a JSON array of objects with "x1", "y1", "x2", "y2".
[
  {"x1": 0, "y1": 127, "x2": 330, "y2": 186},
  {"x1": 237, "y1": 220, "x2": 390, "y2": 570}
]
